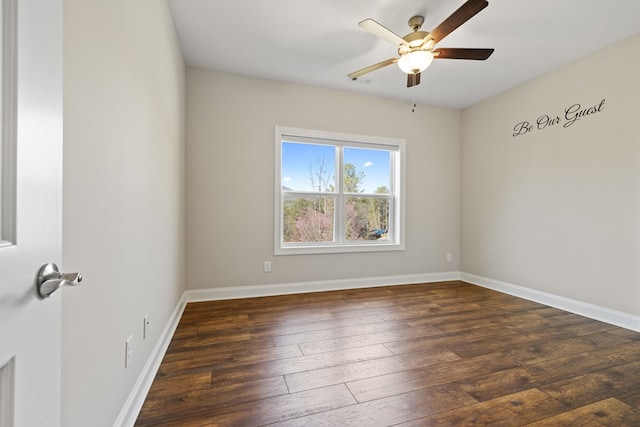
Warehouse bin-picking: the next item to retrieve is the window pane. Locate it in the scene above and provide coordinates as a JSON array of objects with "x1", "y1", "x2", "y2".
[
  {"x1": 282, "y1": 142, "x2": 335, "y2": 192},
  {"x1": 283, "y1": 195, "x2": 335, "y2": 243},
  {"x1": 343, "y1": 147, "x2": 390, "y2": 194},
  {"x1": 345, "y1": 196, "x2": 390, "y2": 241}
]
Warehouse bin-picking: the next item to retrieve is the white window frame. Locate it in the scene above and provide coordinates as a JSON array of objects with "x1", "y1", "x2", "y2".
[{"x1": 275, "y1": 125, "x2": 405, "y2": 255}]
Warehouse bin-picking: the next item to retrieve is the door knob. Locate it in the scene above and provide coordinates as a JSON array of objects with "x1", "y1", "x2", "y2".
[{"x1": 36, "y1": 263, "x2": 83, "y2": 298}]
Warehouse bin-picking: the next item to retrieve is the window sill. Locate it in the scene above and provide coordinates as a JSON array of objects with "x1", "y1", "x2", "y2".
[{"x1": 275, "y1": 241, "x2": 405, "y2": 256}]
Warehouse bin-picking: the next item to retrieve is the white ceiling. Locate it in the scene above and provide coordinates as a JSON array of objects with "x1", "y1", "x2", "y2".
[{"x1": 168, "y1": 0, "x2": 640, "y2": 109}]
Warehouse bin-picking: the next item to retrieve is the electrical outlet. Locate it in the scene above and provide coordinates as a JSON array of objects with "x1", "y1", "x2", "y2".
[
  {"x1": 264, "y1": 261, "x2": 271, "y2": 273},
  {"x1": 143, "y1": 314, "x2": 150, "y2": 340},
  {"x1": 446, "y1": 253, "x2": 452, "y2": 263},
  {"x1": 125, "y1": 335, "x2": 133, "y2": 369}
]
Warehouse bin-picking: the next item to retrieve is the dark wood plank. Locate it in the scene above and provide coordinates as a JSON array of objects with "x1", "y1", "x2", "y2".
[
  {"x1": 251, "y1": 314, "x2": 384, "y2": 338},
  {"x1": 297, "y1": 324, "x2": 440, "y2": 355},
  {"x1": 539, "y1": 360, "x2": 640, "y2": 409},
  {"x1": 157, "y1": 342, "x2": 301, "y2": 377},
  {"x1": 285, "y1": 346, "x2": 460, "y2": 393},
  {"x1": 271, "y1": 384, "x2": 477, "y2": 426},
  {"x1": 458, "y1": 350, "x2": 627, "y2": 402},
  {"x1": 271, "y1": 319, "x2": 410, "y2": 346},
  {"x1": 211, "y1": 343, "x2": 395, "y2": 387},
  {"x1": 136, "y1": 376, "x2": 289, "y2": 426},
  {"x1": 143, "y1": 371, "x2": 211, "y2": 398},
  {"x1": 400, "y1": 389, "x2": 570, "y2": 426},
  {"x1": 150, "y1": 384, "x2": 356, "y2": 426},
  {"x1": 346, "y1": 356, "x2": 493, "y2": 402},
  {"x1": 527, "y1": 397, "x2": 640, "y2": 426}
]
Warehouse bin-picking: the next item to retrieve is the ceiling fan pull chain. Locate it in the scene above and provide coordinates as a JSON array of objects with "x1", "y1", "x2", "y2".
[{"x1": 411, "y1": 89, "x2": 417, "y2": 112}]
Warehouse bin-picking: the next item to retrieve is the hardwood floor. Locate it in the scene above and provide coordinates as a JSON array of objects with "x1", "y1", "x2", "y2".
[{"x1": 135, "y1": 281, "x2": 640, "y2": 426}]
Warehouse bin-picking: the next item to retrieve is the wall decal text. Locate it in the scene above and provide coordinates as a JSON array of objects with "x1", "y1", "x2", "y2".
[{"x1": 513, "y1": 98, "x2": 605, "y2": 137}]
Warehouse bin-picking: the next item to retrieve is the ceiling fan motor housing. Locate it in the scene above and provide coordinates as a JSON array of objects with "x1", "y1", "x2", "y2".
[{"x1": 408, "y1": 15, "x2": 424, "y2": 31}]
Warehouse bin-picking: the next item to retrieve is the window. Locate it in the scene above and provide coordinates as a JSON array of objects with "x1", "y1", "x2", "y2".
[{"x1": 275, "y1": 126, "x2": 405, "y2": 255}]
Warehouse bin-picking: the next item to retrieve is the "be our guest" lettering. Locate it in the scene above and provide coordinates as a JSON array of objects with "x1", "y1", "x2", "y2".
[{"x1": 512, "y1": 98, "x2": 605, "y2": 137}]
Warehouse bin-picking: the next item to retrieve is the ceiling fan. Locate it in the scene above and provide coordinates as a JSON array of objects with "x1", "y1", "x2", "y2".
[{"x1": 348, "y1": 0, "x2": 494, "y2": 88}]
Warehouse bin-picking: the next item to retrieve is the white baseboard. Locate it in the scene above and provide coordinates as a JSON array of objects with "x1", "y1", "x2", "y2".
[
  {"x1": 184, "y1": 271, "x2": 461, "y2": 302},
  {"x1": 460, "y1": 272, "x2": 640, "y2": 333},
  {"x1": 114, "y1": 294, "x2": 187, "y2": 427}
]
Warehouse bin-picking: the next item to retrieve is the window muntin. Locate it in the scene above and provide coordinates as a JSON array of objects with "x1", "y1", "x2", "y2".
[{"x1": 275, "y1": 126, "x2": 405, "y2": 255}]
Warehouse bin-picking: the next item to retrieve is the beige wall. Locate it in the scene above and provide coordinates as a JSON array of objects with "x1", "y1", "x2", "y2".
[
  {"x1": 461, "y1": 33, "x2": 640, "y2": 315},
  {"x1": 186, "y1": 69, "x2": 462, "y2": 289},
  {"x1": 62, "y1": 0, "x2": 185, "y2": 425}
]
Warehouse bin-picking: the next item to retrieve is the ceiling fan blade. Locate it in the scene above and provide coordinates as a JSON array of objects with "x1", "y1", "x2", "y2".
[
  {"x1": 428, "y1": 0, "x2": 489, "y2": 45},
  {"x1": 359, "y1": 18, "x2": 408, "y2": 48},
  {"x1": 407, "y1": 72, "x2": 421, "y2": 88},
  {"x1": 433, "y1": 48, "x2": 494, "y2": 60},
  {"x1": 348, "y1": 57, "x2": 398, "y2": 80}
]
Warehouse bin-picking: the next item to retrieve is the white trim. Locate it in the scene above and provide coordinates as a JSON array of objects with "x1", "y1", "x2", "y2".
[
  {"x1": 460, "y1": 272, "x2": 640, "y2": 333},
  {"x1": 0, "y1": 357, "x2": 14, "y2": 427},
  {"x1": 185, "y1": 272, "x2": 461, "y2": 302},
  {"x1": 114, "y1": 294, "x2": 187, "y2": 427}
]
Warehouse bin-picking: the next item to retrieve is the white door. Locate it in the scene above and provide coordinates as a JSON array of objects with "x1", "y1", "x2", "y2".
[{"x1": 0, "y1": 0, "x2": 63, "y2": 425}]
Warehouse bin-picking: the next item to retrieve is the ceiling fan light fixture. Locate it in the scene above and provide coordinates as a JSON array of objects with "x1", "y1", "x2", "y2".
[{"x1": 397, "y1": 50, "x2": 433, "y2": 74}]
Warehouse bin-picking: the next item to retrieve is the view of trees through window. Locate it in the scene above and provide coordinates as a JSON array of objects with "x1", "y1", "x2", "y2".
[{"x1": 281, "y1": 142, "x2": 392, "y2": 244}]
